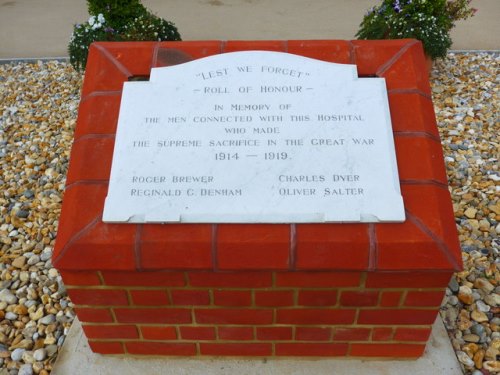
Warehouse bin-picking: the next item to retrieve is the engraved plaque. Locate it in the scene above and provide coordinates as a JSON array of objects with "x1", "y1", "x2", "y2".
[{"x1": 103, "y1": 51, "x2": 405, "y2": 223}]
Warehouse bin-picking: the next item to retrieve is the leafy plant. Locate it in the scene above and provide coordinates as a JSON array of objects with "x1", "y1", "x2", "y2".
[
  {"x1": 69, "y1": 0, "x2": 181, "y2": 71},
  {"x1": 356, "y1": 0, "x2": 477, "y2": 59},
  {"x1": 86, "y1": 0, "x2": 147, "y2": 28}
]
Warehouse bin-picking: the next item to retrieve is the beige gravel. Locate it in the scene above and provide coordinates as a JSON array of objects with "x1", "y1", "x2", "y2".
[{"x1": 0, "y1": 52, "x2": 498, "y2": 374}]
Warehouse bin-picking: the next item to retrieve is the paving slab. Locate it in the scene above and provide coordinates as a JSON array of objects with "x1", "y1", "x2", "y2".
[
  {"x1": 0, "y1": 0, "x2": 498, "y2": 59},
  {"x1": 52, "y1": 316, "x2": 462, "y2": 375}
]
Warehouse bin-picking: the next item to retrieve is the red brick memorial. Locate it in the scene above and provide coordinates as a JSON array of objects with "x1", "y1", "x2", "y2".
[{"x1": 53, "y1": 40, "x2": 461, "y2": 358}]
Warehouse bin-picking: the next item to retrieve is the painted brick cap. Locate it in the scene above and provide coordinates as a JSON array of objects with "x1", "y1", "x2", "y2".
[{"x1": 54, "y1": 40, "x2": 461, "y2": 274}]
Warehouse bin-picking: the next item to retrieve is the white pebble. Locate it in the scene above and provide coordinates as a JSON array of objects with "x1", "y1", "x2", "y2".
[
  {"x1": 39, "y1": 314, "x2": 56, "y2": 325},
  {"x1": 5, "y1": 312, "x2": 17, "y2": 320},
  {"x1": 18, "y1": 363, "x2": 33, "y2": 375},
  {"x1": 48, "y1": 268, "x2": 58, "y2": 279},
  {"x1": 27, "y1": 255, "x2": 40, "y2": 266},
  {"x1": 11, "y1": 348, "x2": 26, "y2": 361},
  {"x1": 33, "y1": 348, "x2": 47, "y2": 361},
  {"x1": 40, "y1": 248, "x2": 53, "y2": 261},
  {"x1": 476, "y1": 300, "x2": 490, "y2": 312},
  {"x1": 457, "y1": 350, "x2": 474, "y2": 367},
  {"x1": 0, "y1": 289, "x2": 18, "y2": 304}
]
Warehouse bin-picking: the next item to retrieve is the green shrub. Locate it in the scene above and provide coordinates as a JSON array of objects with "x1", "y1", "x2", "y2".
[
  {"x1": 69, "y1": 0, "x2": 181, "y2": 71},
  {"x1": 356, "y1": 0, "x2": 476, "y2": 59},
  {"x1": 86, "y1": 0, "x2": 147, "y2": 28}
]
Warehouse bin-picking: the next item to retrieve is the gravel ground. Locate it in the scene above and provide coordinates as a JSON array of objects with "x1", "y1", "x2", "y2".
[
  {"x1": 0, "y1": 53, "x2": 498, "y2": 374},
  {"x1": 433, "y1": 53, "x2": 500, "y2": 375},
  {"x1": 0, "y1": 61, "x2": 81, "y2": 375}
]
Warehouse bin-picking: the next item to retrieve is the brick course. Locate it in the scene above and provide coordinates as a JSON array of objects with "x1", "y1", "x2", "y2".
[
  {"x1": 65, "y1": 270, "x2": 452, "y2": 357},
  {"x1": 55, "y1": 40, "x2": 461, "y2": 358}
]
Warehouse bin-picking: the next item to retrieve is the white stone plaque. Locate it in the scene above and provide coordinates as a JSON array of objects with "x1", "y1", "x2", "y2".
[{"x1": 103, "y1": 51, "x2": 405, "y2": 223}]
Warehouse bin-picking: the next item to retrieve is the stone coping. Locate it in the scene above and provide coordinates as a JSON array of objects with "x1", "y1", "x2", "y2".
[{"x1": 53, "y1": 40, "x2": 462, "y2": 273}]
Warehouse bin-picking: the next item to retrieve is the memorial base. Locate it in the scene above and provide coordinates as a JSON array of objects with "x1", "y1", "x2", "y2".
[
  {"x1": 61, "y1": 269, "x2": 451, "y2": 357},
  {"x1": 54, "y1": 40, "x2": 461, "y2": 359}
]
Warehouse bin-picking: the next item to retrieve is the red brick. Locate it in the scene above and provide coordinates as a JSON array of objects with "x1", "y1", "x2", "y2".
[
  {"x1": 296, "y1": 327, "x2": 331, "y2": 341},
  {"x1": 276, "y1": 272, "x2": 361, "y2": 287},
  {"x1": 276, "y1": 343, "x2": 348, "y2": 356},
  {"x1": 88, "y1": 341, "x2": 124, "y2": 354},
  {"x1": 298, "y1": 290, "x2": 337, "y2": 306},
  {"x1": 180, "y1": 326, "x2": 216, "y2": 340},
  {"x1": 66, "y1": 137, "x2": 113, "y2": 184},
  {"x1": 287, "y1": 40, "x2": 352, "y2": 64},
  {"x1": 83, "y1": 324, "x2": 138, "y2": 339},
  {"x1": 256, "y1": 327, "x2": 292, "y2": 341},
  {"x1": 254, "y1": 290, "x2": 294, "y2": 307},
  {"x1": 68, "y1": 289, "x2": 128, "y2": 306},
  {"x1": 394, "y1": 327, "x2": 432, "y2": 342},
  {"x1": 55, "y1": 219, "x2": 137, "y2": 271},
  {"x1": 54, "y1": 185, "x2": 106, "y2": 259},
  {"x1": 352, "y1": 39, "x2": 408, "y2": 76},
  {"x1": 380, "y1": 291, "x2": 402, "y2": 307},
  {"x1": 200, "y1": 343, "x2": 271, "y2": 356},
  {"x1": 102, "y1": 271, "x2": 185, "y2": 287},
  {"x1": 218, "y1": 327, "x2": 254, "y2": 340},
  {"x1": 214, "y1": 290, "x2": 251, "y2": 306},
  {"x1": 366, "y1": 272, "x2": 453, "y2": 288},
  {"x1": 126, "y1": 342, "x2": 196, "y2": 356},
  {"x1": 340, "y1": 291, "x2": 378, "y2": 306},
  {"x1": 140, "y1": 224, "x2": 212, "y2": 269},
  {"x1": 333, "y1": 328, "x2": 370, "y2": 341},
  {"x1": 74, "y1": 307, "x2": 113, "y2": 323},
  {"x1": 405, "y1": 291, "x2": 445, "y2": 307},
  {"x1": 74, "y1": 94, "x2": 121, "y2": 139},
  {"x1": 140, "y1": 326, "x2": 177, "y2": 340},
  {"x1": 388, "y1": 93, "x2": 439, "y2": 137},
  {"x1": 130, "y1": 290, "x2": 169, "y2": 306},
  {"x1": 404, "y1": 185, "x2": 460, "y2": 240},
  {"x1": 153, "y1": 41, "x2": 223, "y2": 67},
  {"x1": 277, "y1": 309, "x2": 355, "y2": 325},
  {"x1": 350, "y1": 343, "x2": 426, "y2": 358},
  {"x1": 53, "y1": 185, "x2": 136, "y2": 271},
  {"x1": 223, "y1": 40, "x2": 287, "y2": 53},
  {"x1": 372, "y1": 328, "x2": 393, "y2": 341},
  {"x1": 188, "y1": 272, "x2": 272, "y2": 288},
  {"x1": 99, "y1": 42, "x2": 155, "y2": 75},
  {"x1": 195, "y1": 309, "x2": 273, "y2": 325},
  {"x1": 296, "y1": 224, "x2": 369, "y2": 270},
  {"x1": 376, "y1": 186, "x2": 461, "y2": 271},
  {"x1": 60, "y1": 271, "x2": 101, "y2": 286},
  {"x1": 171, "y1": 290, "x2": 210, "y2": 305},
  {"x1": 375, "y1": 221, "x2": 445, "y2": 271},
  {"x1": 358, "y1": 309, "x2": 438, "y2": 325},
  {"x1": 395, "y1": 137, "x2": 448, "y2": 183},
  {"x1": 81, "y1": 43, "x2": 130, "y2": 96},
  {"x1": 114, "y1": 308, "x2": 191, "y2": 324},
  {"x1": 217, "y1": 224, "x2": 290, "y2": 270},
  {"x1": 381, "y1": 43, "x2": 431, "y2": 96}
]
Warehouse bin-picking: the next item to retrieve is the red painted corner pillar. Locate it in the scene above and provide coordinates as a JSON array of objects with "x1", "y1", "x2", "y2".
[{"x1": 54, "y1": 40, "x2": 461, "y2": 358}]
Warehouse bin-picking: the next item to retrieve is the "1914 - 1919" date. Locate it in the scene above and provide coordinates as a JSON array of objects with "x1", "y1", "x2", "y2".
[{"x1": 214, "y1": 152, "x2": 290, "y2": 161}]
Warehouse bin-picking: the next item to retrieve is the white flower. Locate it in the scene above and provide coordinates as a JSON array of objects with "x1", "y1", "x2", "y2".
[
  {"x1": 97, "y1": 13, "x2": 105, "y2": 24},
  {"x1": 88, "y1": 16, "x2": 95, "y2": 26}
]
